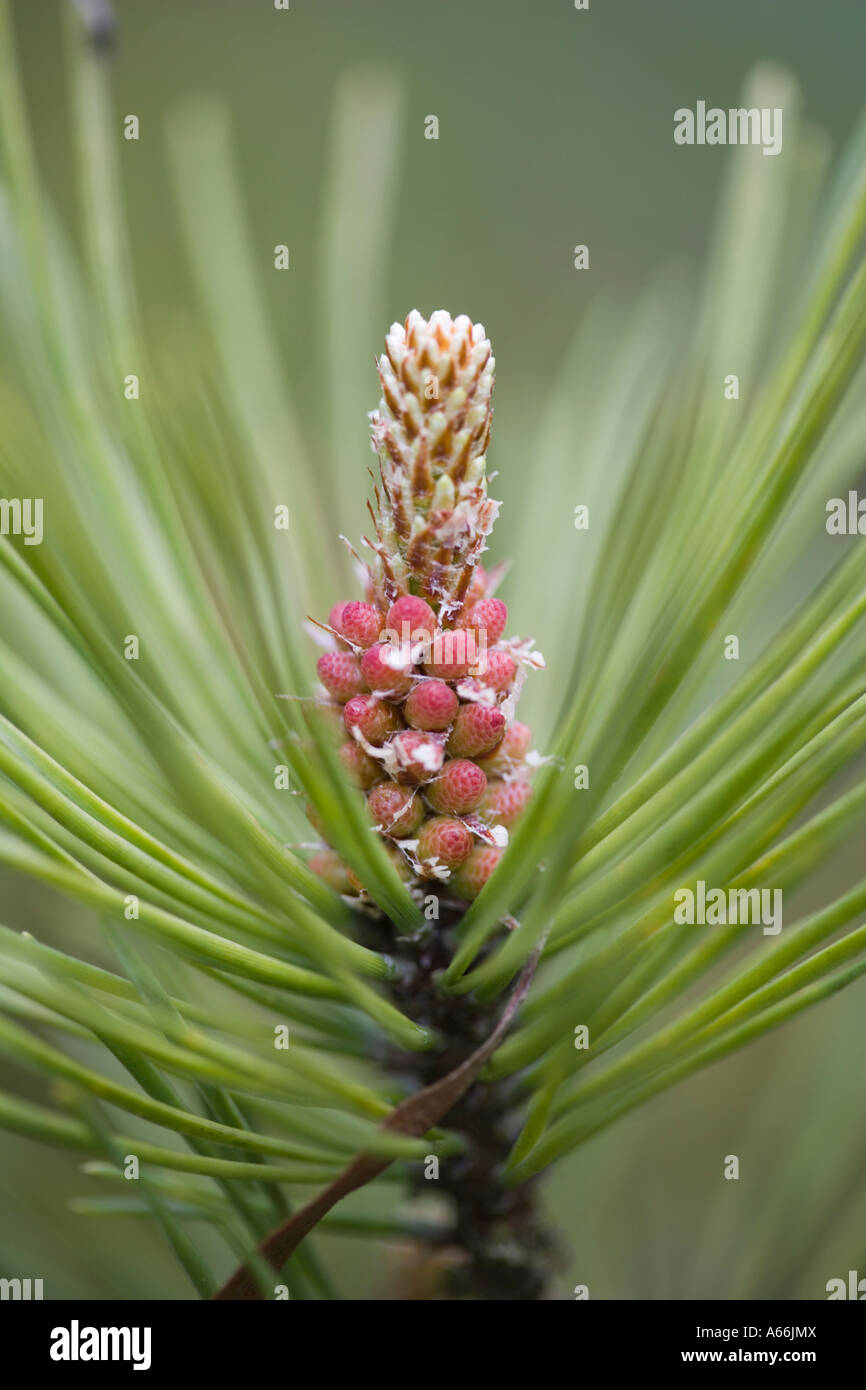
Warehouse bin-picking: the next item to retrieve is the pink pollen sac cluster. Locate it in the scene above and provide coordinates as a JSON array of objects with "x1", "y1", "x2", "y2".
[
  {"x1": 338, "y1": 601, "x2": 384, "y2": 648},
  {"x1": 478, "y1": 721, "x2": 532, "y2": 775},
  {"x1": 417, "y1": 816, "x2": 474, "y2": 871},
  {"x1": 460, "y1": 597, "x2": 508, "y2": 645},
  {"x1": 390, "y1": 729, "x2": 446, "y2": 784},
  {"x1": 452, "y1": 845, "x2": 504, "y2": 901},
  {"x1": 404, "y1": 679, "x2": 458, "y2": 731},
  {"x1": 447, "y1": 703, "x2": 506, "y2": 759},
  {"x1": 367, "y1": 783, "x2": 424, "y2": 836},
  {"x1": 343, "y1": 694, "x2": 401, "y2": 745},
  {"x1": 310, "y1": 575, "x2": 537, "y2": 902},
  {"x1": 317, "y1": 651, "x2": 367, "y2": 704},
  {"x1": 427, "y1": 759, "x2": 487, "y2": 816},
  {"x1": 361, "y1": 642, "x2": 415, "y2": 698},
  {"x1": 468, "y1": 649, "x2": 516, "y2": 694},
  {"x1": 422, "y1": 629, "x2": 479, "y2": 681},
  {"x1": 386, "y1": 594, "x2": 437, "y2": 640},
  {"x1": 479, "y1": 778, "x2": 532, "y2": 828}
]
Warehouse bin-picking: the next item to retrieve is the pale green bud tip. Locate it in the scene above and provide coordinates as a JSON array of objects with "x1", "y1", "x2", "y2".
[
  {"x1": 431, "y1": 473, "x2": 456, "y2": 511},
  {"x1": 367, "y1": 311, "x2": 499, "y2": 612}
]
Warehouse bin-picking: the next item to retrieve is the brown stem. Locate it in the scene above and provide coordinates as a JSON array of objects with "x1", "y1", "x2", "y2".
[{"x1": 213, "y1": 938, "x2": 544, "y2": 1301}]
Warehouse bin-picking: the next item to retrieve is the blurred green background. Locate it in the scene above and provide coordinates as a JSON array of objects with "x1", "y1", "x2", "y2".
[{"x1": 2, "y1": 0, "x2": 866, "y2": 1299}]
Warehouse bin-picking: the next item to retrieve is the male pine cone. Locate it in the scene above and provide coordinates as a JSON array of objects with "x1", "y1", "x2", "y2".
[{"x1": 310, "y1": 310, "x2": 542, "y2": 903}]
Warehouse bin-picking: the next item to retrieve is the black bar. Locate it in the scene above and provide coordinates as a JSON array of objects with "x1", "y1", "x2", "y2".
[{"x1": 2, "y1": 1299, "x2": 860, "y2": 1374}]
